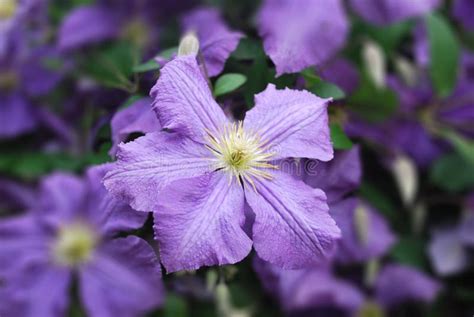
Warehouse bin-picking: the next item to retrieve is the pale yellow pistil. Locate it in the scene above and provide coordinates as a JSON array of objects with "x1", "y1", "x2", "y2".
[
  {"x1": 53, "y1": 223, "x2": 98, "y2": 267},
  {"x1": 206, "y1": 121, "x2": 277, "y2": 188},
  {"x1": 0, "y1": 0, "x2": 17, "y2": 20}
]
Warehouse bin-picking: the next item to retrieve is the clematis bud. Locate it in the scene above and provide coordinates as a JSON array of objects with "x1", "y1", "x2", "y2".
[
  {"x1": 178, "y1": 31, "x2": 200, "y2": 56},
  {"x1": 364, "y1": 258, "x2": 380, "y2": 288},
  {"x1": 215, "y1": 282, "x2": 252, "y2": 317},
  {"x1": 357, "y1": 300, "x2": 385, "y2": 317},
  {"x1": 354, "y1": 204, "x2": 370, "y2": 246},
  {"x1": 362, "y1": 40, "x2": 386, "y2": 88},
  {"x1": 391, "y1": 154, "x2": 418, "y2": 207},
  {"x1": 395, "y1": 56, "x2": 418, "y2": 87},
  {"x1": 0, "y1": 0, "x2": 16, "y2": 19}
]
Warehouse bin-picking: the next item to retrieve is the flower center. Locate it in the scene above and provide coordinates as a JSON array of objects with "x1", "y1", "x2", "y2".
[
  {"x1": 206, "y1": 121, "x2": 276, "y2": 187},
  {"x1": 52, "y1": 223, "x2": 98, "y2": 267},
  {"x1": 0, "y1": 0, "x2": 17, "y2": 20}
]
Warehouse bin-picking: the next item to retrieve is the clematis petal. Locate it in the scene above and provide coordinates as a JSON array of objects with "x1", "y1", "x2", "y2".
[
  {"x1": 245, "y1": 170, "x2": 340, "y2": 269},
  {"x1": 244, "y1": 84, "x2": 333, "y2": 161},
  {"x1": 181, "y1": 7, "x2": 243, "y2": 77},
  {"x1": 428, "y1": 227, "x2": 468, "y2": 276},
  {"x1": 58, "y1": 5, "x2": 119, "y2": 51},
  {"x1": 109, "y1": 97, "x2": 160, "y2": 156},
  {"x1": 79, "y1": 236, "x2": 163, "y2": 317},
  {"x1": 375, "y1": 264, "x2": 442, "y2": 307},
  {"x1": 350, "y1": 0, "x2": 441, "y2": 26},
  {"x1": 150, "y1": 55, "x2": 228, "y2": 143},
  {"x1": 104, "y1": 132, "x2": 213, "y2": 212},
  {"x1": 0, "y1": 264, "x2": 71, "y2": 317},
  {"x1": 257, "y1": 0, "x2": 349, "y2": 75},
  {"x1": 154, "y1": 172, "x2": 251, "y2": 273},
  {"x1": 0, "y1": 94, "x2": 38, "y2": 139},
  {"x1": 85, "y1": 164, "x2": 147, "y2": 235}
]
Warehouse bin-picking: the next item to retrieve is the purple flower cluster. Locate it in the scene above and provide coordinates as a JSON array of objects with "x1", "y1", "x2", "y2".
[{"x1": 1, "y1": 0, "x2": 471, "y2": 316}]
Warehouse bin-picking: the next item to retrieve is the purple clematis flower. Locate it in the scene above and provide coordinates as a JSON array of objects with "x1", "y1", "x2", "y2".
[
  {"x1": 0, "y1": 165, "x2": 164, "y2": 317},
  {"x1": 181, "y1": 7, "x2": 243, "y2": 77},
  {"x1": 109, "y1": 97, "x2": 161, "y2": 156},
  {"x1": 350, "y1": 0, "x2": 441, "y2": 26},
  {"x1": 104, "y1": 55, "x2": 340, "y2": 272},
  {"x1": 256, "y1": 0, "x2": 349, "y2": 76}
]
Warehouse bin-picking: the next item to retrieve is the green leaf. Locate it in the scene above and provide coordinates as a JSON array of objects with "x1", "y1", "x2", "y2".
[
  {"x1": 214, "y1": 73, "x2": 247, "y2": 97},
  {"x1": 132, "y1": 59, "x2": 160, "y2": 73},
  {"x1": 330, "y1": 123, "x2": 353, "y2": 150},
  {"x1": 430, "y1": 153, "x2": 474, "y2": 192},
  {"x1": 231, "y1": 38, "x2": 261, "y2": 60},
  {"x1": 163, "y1": 294, "x2": 188, "y2": 317},
  {"x1": 348, "y1": 72, "x2": 398, "y2": 122},
  {"x1": 309, "y1": 81, "x2": 345, "y2": 100},
  {"x1": 439, "y1": 129, "x2": 474, "y2": 165},
  {"x1": 80, "y1": 42, "x2": 139, "y2": 91},
  {"x1": 390, "y1": 236, "x2": 427, "y2": 270},
  {"x1": 158, "y1": 46, "x2": 178, "y2": 60},
  {"x1": 425, "y1": 13, "x2": 460, "y2": 97}
]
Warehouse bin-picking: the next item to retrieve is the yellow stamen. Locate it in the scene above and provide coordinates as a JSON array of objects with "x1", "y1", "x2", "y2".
[
  {"x1": 52, "y1": 222, "x2": 98, "y2": 267},
  {"x1": 0, "y1": 0, "x2": 17, "y2": 20},
  {"x1": 206, "y1": 121, "x2": 277, "y2": 187}
]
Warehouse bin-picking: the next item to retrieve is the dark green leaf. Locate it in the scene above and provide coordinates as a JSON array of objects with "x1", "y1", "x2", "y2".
[
  {"x1": 439, "y1": 129, "x2": 474, "y2": 165},
  {"x1": 163, "y1": 294, "x2": 188, "y2": 317},
  {"x1": 425, "y1": 13, "x2": 460, "y2": 97},
  {"x1": 390, "y1": 236, "x2": 427, "y2": 270},
  {"x1": 330, "y1": 123, "x2": 353, "y2": 150},
  {"x1": 348, "y1": 72, "x2": 398, "y2": 122},
  {"x1": 214, "y1": 73, "x2": 247, "y2": 97},
  {"x1": 309, "y1": 81, "x2": 346, "y2": 99},
  {"x1": 430, "y1": 153, "x2": 474, "y2": 192},
  {"x1": 231, "y1": 38, "x2": 261, "y2": 60},
  {"x1": 132, "y1": 59, "x2": 160, "y2": 73}
]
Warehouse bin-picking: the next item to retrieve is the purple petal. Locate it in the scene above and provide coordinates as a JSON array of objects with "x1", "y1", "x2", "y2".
[
  {"x1": 303, "y1": 146, "x2": 362, "y2": 204},
  {"x1": 36, "y1": 172, "x2": 86, "y2": 226},
  {"x1": 428, "y1": 227, "x2": 468, "y2": 276},
  {"x1": 375, "y1": 264, "x2": 442, "y2": 307},
  {"x1": 453, "y1": 0, "x2": 474, "y2": 30},
  {"x1": 459, "y1": 215, "x2": 474, "y2": 246},
  {"x1": 150, "y1": 55, "x2": 228, "y2": 143},
  {"x1": 104, "y1": 132, "x2": 213, "y2": 212},
  {"x1": 257, "y1": 0, "x2": 349, "y2": 75},
  {"x1": 58, "y1": 5, "x2": 119, "y2": 51},
  {"x1": 245, "y1": 170, "x2": 340, "y2": 269},
  {"x1": 350, "y1": 0, "x2": 441, "y2": 26},
  {"x1": 244, "y1": 84, "x2": 333, "y2": 161},
  {"x1": 79, "y1": 236, "x2": 163, "y2": 317},
  {"x1": 181, "y1": 7, "x2": 243, "y2": 77},
  {"x1": 331, "y1": 199, "x2": 396, "y2": 264},
  {"x1": 109, "y1": 97, "x2": 160, "y2": 156},
  {"x1": 320, "y1": 58, "x2": 360, "y2": 94},
  {"x1": 0, "y1": 93, "x2": 38, "y2": 139},
  {"x1": 154, "y1": 172, "x2": 251, "y2": 272},
  {"x1": 280, "y1": 268, "x2": 364, "y2": 313},
  {"x1": 0, "y1": 264, "x2": 71, "y2": 317},
  {"x1": 84, "y1": 164, "x2": 147, "y2": 236}
]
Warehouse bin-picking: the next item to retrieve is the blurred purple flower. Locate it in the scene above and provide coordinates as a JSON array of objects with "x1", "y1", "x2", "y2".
[
  {"x1": 375, "y1": 264, "x2": 442, "y2": 307},
  {"x1": 181, "y1": 7, "x2": 243, "y2": 77},
  {"x1": 350, "y1": 0, "x2": 441, "y2": 25},
  {"x1": 104, "y1": 55, "x2": 339, "y2": 272},
  {"x1": 109, "y1": 97, "x2": 161, "y2": 156},
  {"x1": 0, "y1": 165, "x2": 164, "y2": 317},
  {"x1": 257, "y1": 0, "x2": 349, "y2": 76},
  {"x1": 320, "y1": 58, "x2": 360, "y2": 95},
  {"x1": 453, "y1": 0, "x2": 474, "y2": 30}
]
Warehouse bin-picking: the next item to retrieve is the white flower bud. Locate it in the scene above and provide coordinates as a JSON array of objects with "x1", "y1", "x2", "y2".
[
  {"x1": 354, "y1": 204, "x2": 370, "y2": 246},
  {"x1": 178, "y1": 31, "x2": 200, "y2": 56},
  {"x1": 395, "y1": 56, "x2": 418, "y2": 87},
  {"x1": 391, "y1": 154, "x2": 418, "y2": 207},
  {"x1": 0, "y1": 0, "x2": 16, "y2": 19},
  {"x1": 362, "y1": 40, "x2": 386, "y2": 88}
]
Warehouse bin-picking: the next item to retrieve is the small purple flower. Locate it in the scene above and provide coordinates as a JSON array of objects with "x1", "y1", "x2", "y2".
[
  {"x1": 181, "y1": 7, "x2": 243, "y2": 77},
  {"x1": 375, "y1": 264, "x2": 442, "y2": 307},
  {"x1": 109, "y1": 97, "x2": 161, "y2": 156},
  {"x1": 104, "y1": 55, "x2": 340, "y2": 272},
  {"x1": 350, "y1": 0, "x2": 441, "y2": 26},
  {"x1": 0, "y1": 165, "x2": 164, "y2": 317},
  {"x1": 256, "y1": 0, "x2": 349, "y2": 76},
  {"x1": 428, "y1": 227, "x2": 469, "y2": 276}
]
